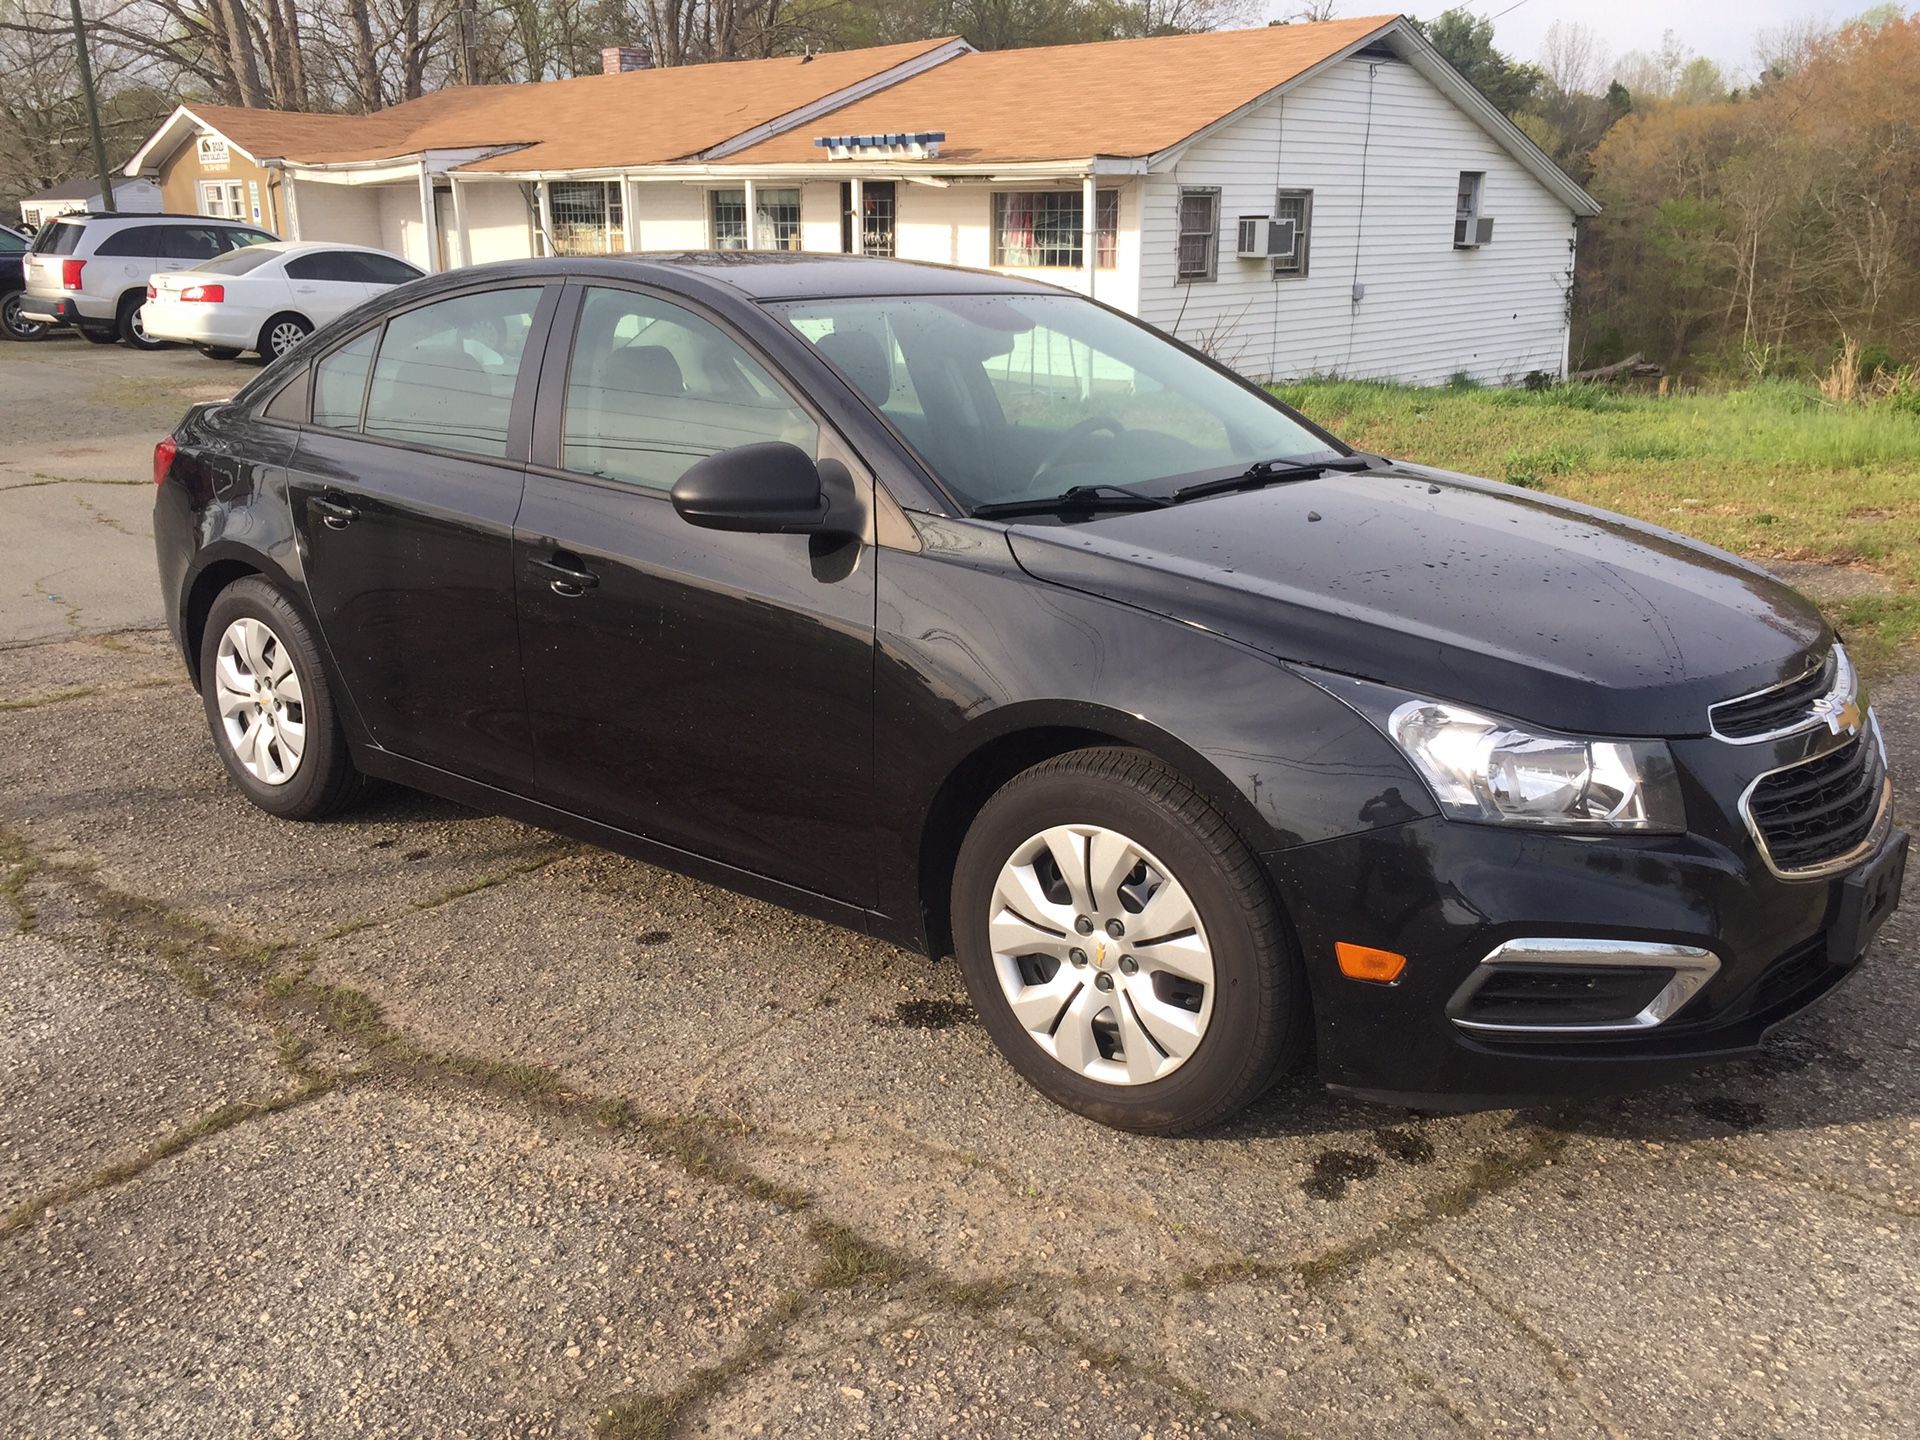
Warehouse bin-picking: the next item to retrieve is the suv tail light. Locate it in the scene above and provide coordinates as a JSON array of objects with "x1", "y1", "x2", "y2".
[
  {"x1": 179, "y1": 284, "x2": 225, "y2": 303},
  {"x1": 61, "y1": 258, "x2": 86, "y2": 290},
  {"x1": 153, "y1": 437, "x2": 177, "y2": 488}
]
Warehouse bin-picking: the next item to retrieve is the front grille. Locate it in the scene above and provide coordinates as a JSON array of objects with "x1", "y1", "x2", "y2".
[
  {"x1": 1745, "y1": 733, "x2": 1887, "y2": 876},
  {"x1": 1711, "y1": 651, "x2": 1838, "y2": 740}
]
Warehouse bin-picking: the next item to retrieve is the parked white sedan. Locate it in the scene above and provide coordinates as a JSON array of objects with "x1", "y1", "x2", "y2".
[{"x1": 142, "y1": 242, "x2": 423, "y2": 361}]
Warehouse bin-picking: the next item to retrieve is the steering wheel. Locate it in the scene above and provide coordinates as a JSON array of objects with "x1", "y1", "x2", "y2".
[{"x1": 1031, "y1": 414, "x2": 1128, "y2": 487}]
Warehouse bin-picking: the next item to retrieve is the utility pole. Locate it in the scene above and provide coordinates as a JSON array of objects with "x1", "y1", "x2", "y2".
[{"x1": 67, "y1": 0, "x2": 117, "y2": 212}]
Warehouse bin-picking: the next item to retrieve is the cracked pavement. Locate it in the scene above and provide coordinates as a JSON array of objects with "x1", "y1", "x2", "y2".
[{"x1": 2, "y1": 341, "x2": 1917, "y2": 1437}]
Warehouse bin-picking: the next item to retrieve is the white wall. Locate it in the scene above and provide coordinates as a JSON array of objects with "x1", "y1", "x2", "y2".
[
  {"x1": 377, "y1": 186, "x2": 429, "y2": 267},
  {"x1": 288, "y1": 180, "x2": 383, "y2": 249},
  {"x1": 459, "y1": 182, "x2": 535, "y2": 264},
  {"x1": 630, "y1": 183, "x2": 710, "y2": 251},
  {"x1": 1136, "y1": 56, "x2": 1576, "y2": 386}
]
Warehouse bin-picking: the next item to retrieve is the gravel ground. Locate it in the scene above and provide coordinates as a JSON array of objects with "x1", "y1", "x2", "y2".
[{"x1": 1, "y1": 340, "x2": 1916, "y2": 1438}]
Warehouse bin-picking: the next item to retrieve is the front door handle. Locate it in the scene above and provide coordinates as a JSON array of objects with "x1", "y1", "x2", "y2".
[
  {"x1": 532, "y1": 553, "x2": 599, "y2": 597},
  {"x1": 311, "y1": 495, "x2": 357, "y2": 529}
]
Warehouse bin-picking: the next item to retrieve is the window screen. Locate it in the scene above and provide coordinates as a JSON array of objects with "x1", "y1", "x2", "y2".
[
  {"x1": 562, "y1": 286, "x2": 817, "y2": 491},
  {"x1": 362, "y1": 288, "x2": 540, "y2": 457},
  {"x1": 312, "y1": 330, "x2": 377, "y2": 431}
]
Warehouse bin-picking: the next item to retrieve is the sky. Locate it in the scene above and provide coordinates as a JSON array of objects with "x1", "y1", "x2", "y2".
[{"x1": 1278, "y1": 1, "x2": 1893, "y2": 86}]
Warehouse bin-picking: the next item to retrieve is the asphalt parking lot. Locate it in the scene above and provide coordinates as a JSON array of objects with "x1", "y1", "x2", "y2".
[{"x1": 3, "y1": 335, "x2": 1917, "y2": 1439}]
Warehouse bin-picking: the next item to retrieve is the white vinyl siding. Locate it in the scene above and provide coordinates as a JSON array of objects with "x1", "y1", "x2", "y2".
[{"x1": 1137, "y1": 55, "x2": 1575, "y2": 386}]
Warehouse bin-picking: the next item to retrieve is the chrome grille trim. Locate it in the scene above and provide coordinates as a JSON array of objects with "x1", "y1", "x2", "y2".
[
  {"x1": 1449, "y1": 938, "x2": 1720, "y2": 1035},
  {"x1": 1710, "y1": 645, "x2": 1856, "y2": 745},
  {"x1": 1738, "y1": 714, "x2": 1893, "y2": 881}
]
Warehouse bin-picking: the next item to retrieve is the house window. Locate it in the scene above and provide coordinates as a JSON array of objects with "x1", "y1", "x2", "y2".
[
  {"x1": 1176, "y1": 187, "x2": 1219, "y2": 282},
  {"x1": 1455, "y1": 171, "x2": 1487, "y2": 247},
  {"x1": 711, "y1": 187, "x2": 804, "y2": 251},
  {"x1": 548, "y1": 180, "x2": 625, "y2": 255},
  {"x1": 199, "y1": 180, "x2": 245, "y2": 220},
  {"x1": 840, "y1": 181, "x2": 896, "y2": 257},
  {"x1": 1273, "y1": 189, "x2": 1312, "y2": 277},
  {"x1": 992, "y1": 190, "x2": 1118, "y2": 270}
]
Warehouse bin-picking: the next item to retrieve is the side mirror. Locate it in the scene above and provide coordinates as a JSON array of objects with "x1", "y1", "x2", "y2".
[{"x1": 671, "y1": 441, "x2": 844, "y2": 535}]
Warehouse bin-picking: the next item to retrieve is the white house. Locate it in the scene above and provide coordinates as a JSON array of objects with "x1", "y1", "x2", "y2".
[
  {"x1": 19, "y1": 176, "x2": 163, "y2": 229},
  {"x1": 123, "y1": 16, "x2": 1598, "y2": 385}
]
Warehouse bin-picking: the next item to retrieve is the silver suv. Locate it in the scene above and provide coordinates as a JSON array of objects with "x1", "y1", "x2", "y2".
[{"x1": 21, "y1": 212, "x2": 276, "y2": 349}]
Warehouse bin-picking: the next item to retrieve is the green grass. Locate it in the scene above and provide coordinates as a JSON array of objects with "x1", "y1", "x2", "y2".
[{"x1": 1274, "y1": 379, "x2": 1920, "y2": 672}]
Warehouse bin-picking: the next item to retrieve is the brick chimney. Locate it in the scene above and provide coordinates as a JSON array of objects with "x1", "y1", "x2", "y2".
[{"x1": 601, "y1": 45, "x2": 655, "y2": 74}]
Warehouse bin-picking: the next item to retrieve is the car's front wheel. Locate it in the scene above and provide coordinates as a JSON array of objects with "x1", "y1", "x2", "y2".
[
  {"x1": 198, "y1": 577, "x2": 363, "y2": 820},
  {"x1": 2, "y1": 291, "x2": 46, "y2": 340},
  {"x1": 951, "y1": 747, "x2": 1301, "y2": 1134}
]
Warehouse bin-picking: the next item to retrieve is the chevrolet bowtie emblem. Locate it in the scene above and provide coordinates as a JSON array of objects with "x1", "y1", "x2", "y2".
[{"x1": 1811, "y1": 691, "x2": 1862, "y2": 737}]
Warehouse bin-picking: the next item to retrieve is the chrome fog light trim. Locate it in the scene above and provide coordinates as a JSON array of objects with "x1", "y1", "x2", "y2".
[{"x1": 1449, "y1": 938, "x2": 1720, "y2": 1036}]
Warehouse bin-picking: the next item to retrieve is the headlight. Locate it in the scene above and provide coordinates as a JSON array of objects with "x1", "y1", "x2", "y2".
[{"x1": 1385, "y1": 699, "x2": 1685, "y2": 832}]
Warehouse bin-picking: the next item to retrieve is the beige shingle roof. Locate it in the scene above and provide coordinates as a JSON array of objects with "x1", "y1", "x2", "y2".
[
  {"x1": 183, "y1": 37, "x2": 963, "y2": 170},
  {"x1": 719, "y1": 19, "x2": 1397, "y2": 166}
]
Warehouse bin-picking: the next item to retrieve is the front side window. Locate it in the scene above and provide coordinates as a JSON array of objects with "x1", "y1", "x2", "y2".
[
  {"x1": 992, "y1": 191, "x2": 1118, "y2": 270},
  {"x1": 312, "y1": 329, "x2": 378, "y2": 431},
  {"x1": 163, "y1": 226, "x2": 230, "y2": 261},
  {"x1": 776, "y1": 292, "x2": 1331, "y2": 511},
  {"x1": 349, "y1": 253, "x2": 424, "y2": 286},
  {"x1": 561, "y1": 286, "x2": 817, "y2": 491},
  {"x1": 362, "y1": 287, "x2": 541, "y2": 457},
  {"x1": 1176, "y1": 187, "x2": 1219, "y2": 283}
]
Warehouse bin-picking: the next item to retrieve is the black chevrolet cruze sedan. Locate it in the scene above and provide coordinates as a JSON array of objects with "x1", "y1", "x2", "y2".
[{"x1": 152, "y1": 254, "x2": 1906, "y2": 1133}]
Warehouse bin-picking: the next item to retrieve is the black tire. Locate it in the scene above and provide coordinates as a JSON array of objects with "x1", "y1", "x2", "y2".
[
  {"x1": 951, "y1": 747, "x2": 1301, "y2": 1135},
  {"x1": 198, "y1": 577, "x2": 364, "y2": 820},
  {"x1": 257, "y1": 312, "x2": 312, "y2": 360},
  {"x1": 79, "y1": 325, "x2": 119, "y2": 345},
  {"x1": 2, "y1": 290, "x2": 46, "y2": 341},
  {"x1": 196, "y1": 344, "x2": 242, "y2": 360},
  {"x1": 118, "y1": 292, "x2": 165, "y2": 350}
]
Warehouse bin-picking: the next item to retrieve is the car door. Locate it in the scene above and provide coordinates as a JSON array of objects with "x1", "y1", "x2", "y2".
[
  {"x1": 514, "y1": 281, "x2": 878, "y2": 904},
  {"x1": 285, "y1": 281, "x2": 559, "y2": 791},
  {"x1": 282, "y1": 252, "x2": 372, "y2": 326}
]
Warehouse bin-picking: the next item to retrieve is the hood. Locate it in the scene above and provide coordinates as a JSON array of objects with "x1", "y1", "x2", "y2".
[{"x1": 1004, "y1": 466, "x2": 1830, "y2": 738}]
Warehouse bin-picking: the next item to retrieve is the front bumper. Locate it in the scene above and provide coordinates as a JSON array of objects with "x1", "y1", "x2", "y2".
[{"x1": 1264, "y1": 811, "x2": 1906, "y2": 1110}]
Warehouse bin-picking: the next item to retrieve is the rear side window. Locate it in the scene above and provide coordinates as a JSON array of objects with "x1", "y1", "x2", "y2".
[
  {"x1": 285, "y1": 253, "x2": 359, "y2": 282},
  {"x1": 31, "y1": 222, "x2": 85, "y2": 255},
  {"x1": 312, "y1": 331, "x2": 378, "y2": 430},
  {"x1": 561, "y1": 285, "x2": 817, "y2": 491},
  {"x1": 94, "y1": 226, "x2": 167, "y2": 257},
  {"x1": 362, "y1": 287, "x2": 541, "y2": 457}
]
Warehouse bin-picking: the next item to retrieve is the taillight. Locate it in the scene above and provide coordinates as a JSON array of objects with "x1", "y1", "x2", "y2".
[
  {"x1": 153, "y1": 437, "x2": 177, "y2": 488},
  {"x1": 179, "y1": 284, "x2": 225, "y2": 303},
  {"x1": 61, "y1": 258, "x2": 86, "y2": 290},
  {"x1": 146, "y1": 283, "x2": 157, "y2": 300}
]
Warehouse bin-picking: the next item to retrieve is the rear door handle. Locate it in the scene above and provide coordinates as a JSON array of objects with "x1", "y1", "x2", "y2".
[
  {"x1": 532, "y1": 553, "x2": 599, "y2": 597},
  {"x1": 311, "y1": 495, "x2": 357, "y2": 529}
]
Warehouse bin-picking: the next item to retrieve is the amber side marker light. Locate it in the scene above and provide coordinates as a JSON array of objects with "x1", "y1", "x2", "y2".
[{"x1": 1335, "y1": 942, "x2": 1407, "y2": 984}]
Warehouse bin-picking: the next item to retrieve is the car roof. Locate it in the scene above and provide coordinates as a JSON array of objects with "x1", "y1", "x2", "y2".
[{"x1": 465, "y1": 252, "x2": 1061, "y2": 302}]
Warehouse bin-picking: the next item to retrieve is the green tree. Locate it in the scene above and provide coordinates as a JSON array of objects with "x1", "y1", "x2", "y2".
[{"x1": 1413, "y1": 10, "x2": 1543, "y2": 116}]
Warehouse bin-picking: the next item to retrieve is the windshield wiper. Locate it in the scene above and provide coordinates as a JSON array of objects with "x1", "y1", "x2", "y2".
[
  {"x1": 1171, "y1": 453, "x2": 1382, "y2": 505},
  {"x1": 971, "y1": 484, "x2": 1174, "y2": 520}
]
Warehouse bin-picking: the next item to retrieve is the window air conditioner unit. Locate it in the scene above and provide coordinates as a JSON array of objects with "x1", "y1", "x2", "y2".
[
  {"x1": 1454, "y1": 215, "x2": 1495, "y2": 248},
  {"x1": 1237, "y1": 215, "x2": 1296, "y2": 260}
]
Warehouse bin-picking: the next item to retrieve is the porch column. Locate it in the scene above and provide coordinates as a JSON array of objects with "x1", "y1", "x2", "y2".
[
  {"x1": 743, "y1": 178, "x2": 758, "y2": 250},
  {"x1": 849, "y1": 175, "x2": 863, "y2": 256},
  {"x1": 448, "y1": 175, "x2": 470, "y2": 269},
  {"x1": 536, "y1": 180, "x2": 554, "y2": 257},
  {"x1": 417, "y1": 161, "x2": 439, "y2": 274},
  {"x1": 1082, "y1": 172, "x2": 1097, "y2": 297}
]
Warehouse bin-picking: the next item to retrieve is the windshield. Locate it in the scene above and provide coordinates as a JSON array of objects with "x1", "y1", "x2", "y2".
[
  {"x1": 772, "y1": 293, "x2": 1336, "y2": 510},
  {"x1": 193, "y1": 246, "x2": 282, "y2": 275}
]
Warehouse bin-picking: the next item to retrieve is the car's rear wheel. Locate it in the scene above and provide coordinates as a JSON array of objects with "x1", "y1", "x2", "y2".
[
  {"x1": 951, "y1": 747, "x2": 1301, "y2": 1134},
  {"x1": 118, "y1": 292, "x2": 165, "y2": 350},
  {"x1": 2, "y1": 291, "x2": 46, "y2": 340},
  {"x1": 258, "y1": 313, "x2": 312, "y2": 360},
  {"x1": 196, "y1": 345, "x2": 241, "y2": 360},
  {"x1": 198, "y1": 577, "x2": 363, "y2": 820}
]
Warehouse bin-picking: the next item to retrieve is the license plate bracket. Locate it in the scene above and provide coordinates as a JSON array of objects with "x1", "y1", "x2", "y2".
[{"x1": 1826, "y1": 830, "x2": 1908, "y2": 966}]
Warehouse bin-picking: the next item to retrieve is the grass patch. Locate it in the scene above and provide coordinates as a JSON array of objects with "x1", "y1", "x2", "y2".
[{"x1": 1275, "y1": 378, "x2": 1920, "y2": 670}]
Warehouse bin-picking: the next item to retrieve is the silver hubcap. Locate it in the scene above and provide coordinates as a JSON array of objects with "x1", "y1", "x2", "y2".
[
  {"x1": 988, "y1": 825, "x2": 1215, "y2": 1087},
  {"x1": 129, "y1": 307, "x2": 148, "y2": 341},
  {"x1": 214, "y1": 618, "x2": 306, "y2": 785},
  {"x1": 270, "y1": 322, "x2": 305, "y2": 356}
]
